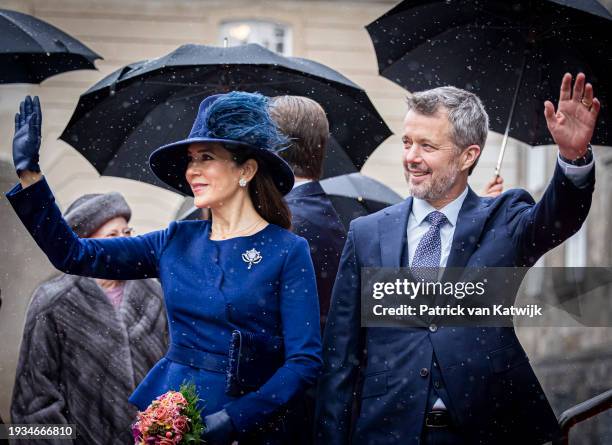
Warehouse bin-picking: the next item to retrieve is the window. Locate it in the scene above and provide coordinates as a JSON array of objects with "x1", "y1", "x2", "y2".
[
  {"x1": 219, "y1": 20, "x2": 292, "y2": 56},
  {"x1": 525, "y1": 146, "x2": 548, "y2": 192},
  {"x1": 565, "y1": 223, "x2": 588, "y2": 268},
  {"x1": 524, "y1": 256, "x2": 545, "y2": 297}
]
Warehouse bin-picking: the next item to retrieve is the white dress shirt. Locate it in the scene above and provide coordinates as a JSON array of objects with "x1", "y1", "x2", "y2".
[
  {"x1": 407, "y1": 186, "x2": 468, "y2": 267},
  {"x1": 292, "y1": 179, "x2": 312, "y2": 190}
]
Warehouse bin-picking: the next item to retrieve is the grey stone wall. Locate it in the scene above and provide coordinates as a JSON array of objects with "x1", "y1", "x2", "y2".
[{"x1": 517, "y1": 148, "x2": 612, "y2": 444}]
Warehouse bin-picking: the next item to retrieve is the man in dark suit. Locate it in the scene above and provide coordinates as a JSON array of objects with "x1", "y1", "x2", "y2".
[
  {"x1": 270, "y1": 96, "x2": 346, "y2": 331},
  {"x1": 314, "y1": 73, "x2": 601, "y2": 444}
]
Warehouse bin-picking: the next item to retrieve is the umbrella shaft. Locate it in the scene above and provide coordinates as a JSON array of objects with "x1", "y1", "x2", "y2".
[{"x1": 495, "y1": 55, "x2": 528, "y2": 176}]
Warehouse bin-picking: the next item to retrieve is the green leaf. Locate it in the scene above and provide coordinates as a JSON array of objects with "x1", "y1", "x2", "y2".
[{"x1": 178, "y1": 381, "x2": 206, "y2": 444}]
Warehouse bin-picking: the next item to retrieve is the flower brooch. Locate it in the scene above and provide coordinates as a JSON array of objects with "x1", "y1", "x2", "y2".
[{"x1": 242, "y1": 248, "x2": 262, "y2": 269}]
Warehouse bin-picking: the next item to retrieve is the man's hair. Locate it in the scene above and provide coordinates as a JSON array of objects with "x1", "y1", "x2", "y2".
[
  {"x1": 269, "y1": 95, "x2": 329, "y2": 180},
  {"x1": 406, "y1": 86, "x2": 489, "y2": 175}
]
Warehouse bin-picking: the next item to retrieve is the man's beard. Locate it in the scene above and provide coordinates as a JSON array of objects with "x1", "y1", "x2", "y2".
[{"x1": 407, "y1": 161, "x2": 461, "y2": 202}]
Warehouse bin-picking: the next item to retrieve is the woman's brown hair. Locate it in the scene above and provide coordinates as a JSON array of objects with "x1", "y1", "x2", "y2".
[{"x1": 232, "y1": 149, "x2": 292, "y2": 230}]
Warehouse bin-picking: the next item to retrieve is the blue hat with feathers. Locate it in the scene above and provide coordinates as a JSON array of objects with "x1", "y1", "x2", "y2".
[{"x1": 149, "y1": 91, "x2": 294, "y2": 196}]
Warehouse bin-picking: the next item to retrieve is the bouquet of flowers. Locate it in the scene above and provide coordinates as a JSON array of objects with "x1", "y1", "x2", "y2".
[{"x1": 132, "y1": 382, "x2": 204, "y2": 444}]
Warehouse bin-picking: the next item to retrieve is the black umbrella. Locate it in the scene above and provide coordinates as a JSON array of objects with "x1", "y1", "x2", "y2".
[
  {"x1": 320, "y1": 173, "x2": 403, "y2": 229},
  {"x1": 0, "y1": 8, "x2": 101, "y2": 83},
  {"x1": 366, "y1": 0, "x2": 612, "y2": 173},
  {"x1": 177, "y1": 206, "x2": 208, "y2": 221},
  {"x1": 175, "y1": 196, "x2": 208, "y2": 221},
  {"x1": 59, "y1": 43, "x2": 391, "y2": 191}
]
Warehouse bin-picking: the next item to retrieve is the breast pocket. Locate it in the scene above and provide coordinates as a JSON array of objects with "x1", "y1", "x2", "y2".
[
  {"x1": 361, "y1": 363, "x2": 389, "y2": 399},
  {"x1": 362, "y1": 373, "x2": 389, "y2": 399}
]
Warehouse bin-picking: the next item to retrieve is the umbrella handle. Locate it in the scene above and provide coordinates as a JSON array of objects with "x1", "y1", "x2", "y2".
[{"x1": 495, "y1": 132, "x2": 509, "y2": 177}]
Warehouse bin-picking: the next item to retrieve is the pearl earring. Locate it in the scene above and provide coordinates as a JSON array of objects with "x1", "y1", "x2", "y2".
[{"x1": 239, "y1": 177, "x2": 248, "y2": 187}]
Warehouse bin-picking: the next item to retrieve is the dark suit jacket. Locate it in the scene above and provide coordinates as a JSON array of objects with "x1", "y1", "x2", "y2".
[
  {"x1": 286, "y1": 181, "x2": 346, "y2": 330},
  {"x1": 314, "y1": 163, "x2": 595, "y2": 445}
]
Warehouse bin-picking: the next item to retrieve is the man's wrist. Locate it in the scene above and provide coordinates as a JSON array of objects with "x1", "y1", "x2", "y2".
[{"x1": 559, "y1": 144, "x2": 593, "y2": 166}]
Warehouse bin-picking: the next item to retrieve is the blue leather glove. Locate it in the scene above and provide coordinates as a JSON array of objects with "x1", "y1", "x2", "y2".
[
  {"x1": 13, "y1": 95, "x2": 42, "y2": 175},
  {"x1": 202, "y1": 409, "x2": 235, "y2": 445}
]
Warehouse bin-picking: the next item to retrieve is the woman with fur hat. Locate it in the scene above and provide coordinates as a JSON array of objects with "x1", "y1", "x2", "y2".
[
  {"x1": 10, "y1": 192, "x2": 168, "y2": 444},
  {"x1": 7, "y1": 92, "x2": 322, "y2": 444}
]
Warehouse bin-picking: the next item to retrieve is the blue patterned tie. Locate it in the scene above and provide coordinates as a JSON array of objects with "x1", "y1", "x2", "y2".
[{"x1": 411, "y1": 211, "x2": 448, "y2": 281}]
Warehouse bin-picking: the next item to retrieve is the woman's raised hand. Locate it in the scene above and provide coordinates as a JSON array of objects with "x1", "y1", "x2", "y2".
[{"x1": 13, "y1": 95, "x2": 43, "y2": 186}]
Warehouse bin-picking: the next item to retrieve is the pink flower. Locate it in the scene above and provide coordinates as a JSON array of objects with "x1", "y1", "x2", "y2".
[
  {"x1": 173, "y1": 416, "x2": 188, "y2": 433},
  {"x1": 156, "y1": 408, "x2": 169, "y2": 420},
  {"x1": 133, "y1": 386, "x2": 201, "y2": 445}
]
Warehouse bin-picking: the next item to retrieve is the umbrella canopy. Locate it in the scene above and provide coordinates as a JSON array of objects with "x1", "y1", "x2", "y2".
[
  {"x1": 0, "y1": 8, "x2": 101, "y2": 83},
  {"x1": 320, "y1": 173, "x2": 403, "y2": 229},
  {"x1": 366, "y1": 0, "x2": 612, "y2": 147},
  {"x1": 60, "y1": 43, "x2": 391, "y2": 191},
  {"x1": 177, "y1": 205, "x2": 207, "y2": 221}
]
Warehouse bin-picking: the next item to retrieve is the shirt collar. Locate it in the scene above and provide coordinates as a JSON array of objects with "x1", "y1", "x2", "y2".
[
  {"x1": 292, "y1": 179, "x2": 312, "y2": 190},
  {"x1": 411, "y1": 186, "x2": 469, "y2": 227}
]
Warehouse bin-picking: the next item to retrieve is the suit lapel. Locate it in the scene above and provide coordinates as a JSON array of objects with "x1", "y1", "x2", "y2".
[
  {"x1": 379, "y1": 199, "x2": 412, "y2": 267},
  {"x1": 446, "y1": 187, "x2": 489, "y2": 268}
]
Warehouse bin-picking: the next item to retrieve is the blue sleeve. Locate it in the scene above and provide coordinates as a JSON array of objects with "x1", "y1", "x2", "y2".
[
  {"x1": 508, "y1": 162, "x2": 595, "y2": 265},
  {"x1": 6, "y1": 178, "x2": 176, "y2": 280},
  {"x1": 224, "y1": 236, "x2": 323, "y2": 433},
  {"x1": 314, "y1": 225, "x2": 362, "y2": 444}
]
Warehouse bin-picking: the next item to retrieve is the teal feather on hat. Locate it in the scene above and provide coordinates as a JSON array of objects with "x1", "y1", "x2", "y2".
[{"x1": 201, "y1": 91, "x2": 288, "y2": 152}]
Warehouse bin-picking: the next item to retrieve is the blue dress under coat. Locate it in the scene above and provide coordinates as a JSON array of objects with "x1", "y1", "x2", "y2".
[{"x1": 6, "y1": 178, "x2": 323, "y2": 436}]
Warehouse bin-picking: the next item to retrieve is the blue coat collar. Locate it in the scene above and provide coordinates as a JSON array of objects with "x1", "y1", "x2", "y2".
[
  {"x1": 379, "y1": 198, "x2": 412, "y2": 267},
  {"x1": 285, "y1": 181, "x2": 324, "y2": 200}
]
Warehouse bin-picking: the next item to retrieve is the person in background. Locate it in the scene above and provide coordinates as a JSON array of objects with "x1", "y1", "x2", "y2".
[
  {"x1": 268, "y1": 95, "x2": 347, "y2": 445},
  {"x1": 270, "y1": 96, "x2": 346, "y2": 331},
  {"x1": 482, "y1": 175, "x2": 504, "y2": 197},
  {"x1": 10, "y1": 192, "x2": 168, "y2": 444},
  {"x1": 269, "y1": 95, "x2": 346, "y2": 332}
]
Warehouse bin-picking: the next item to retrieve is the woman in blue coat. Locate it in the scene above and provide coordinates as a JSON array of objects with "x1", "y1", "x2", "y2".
[{"x1": 7, "y1": 92, "x2": 323, "y2": 444}]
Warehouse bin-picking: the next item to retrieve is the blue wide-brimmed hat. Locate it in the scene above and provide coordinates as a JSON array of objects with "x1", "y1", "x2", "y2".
[{"x1": 149, "y1": 92, "x2": 294, "y2": 196}]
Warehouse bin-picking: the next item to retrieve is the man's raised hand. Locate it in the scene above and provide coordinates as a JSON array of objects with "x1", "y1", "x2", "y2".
[{"x1": 544, "y1": 73, "x2": 600, "y2": 160}]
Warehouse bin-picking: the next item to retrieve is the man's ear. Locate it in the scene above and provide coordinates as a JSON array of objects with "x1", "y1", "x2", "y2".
[{"x1": 461, "y1": 144, "x2": 481, "y2": 172}]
